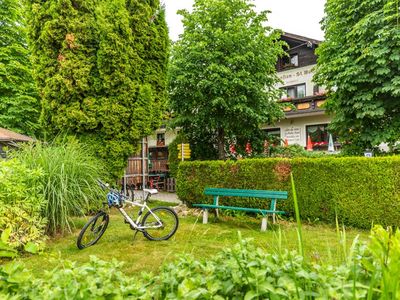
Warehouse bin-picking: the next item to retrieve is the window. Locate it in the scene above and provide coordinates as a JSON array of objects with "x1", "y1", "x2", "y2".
[
  {"x1": 263, "y1": 128, "x2": 281, "y2": 146},
  {"x1": 313, "y1": 84, "x2": 319, "y2": 95},
  {"x1": 290, "y1": 54, "x2": 298, "y2": 67},
  {"x1": 281, "y1": 53, "x2": 299, "y2": 69},
  {"x1": 0, "y1": 145, "x2": 6, "y2": 159},
  {"x1": 264, "y1": 128, "x2": 281, "y2": 139},
  {"x1": 149, "y1": 147, "x2": 168, "y2": 160},
  {"x1": 306, "y1": 124, "x2": 339, "y2": 151},
  {"x1": 156, "y1": 133, "x2": 165, "y2": 146},
  {"x1": 281, "y1": 84, "x2": 306, "y2": 99}
]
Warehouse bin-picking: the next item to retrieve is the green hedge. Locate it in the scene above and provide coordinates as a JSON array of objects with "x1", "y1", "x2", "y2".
[{"x1": 177, "y1": 157, "x2": 400, "y2": 229}]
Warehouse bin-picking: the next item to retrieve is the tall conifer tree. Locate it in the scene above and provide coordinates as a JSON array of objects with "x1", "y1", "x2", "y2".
[
  {"x1": 25, "y1": 0, "x2": 169, "y2": 176},
  {"x1": 0, "y1": 0, "x2": 40, "y2": 135}
]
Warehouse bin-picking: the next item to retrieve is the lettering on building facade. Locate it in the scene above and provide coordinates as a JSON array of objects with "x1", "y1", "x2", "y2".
[{"x1": 284, "y1": 127, "x2": 301, "y2": 145}]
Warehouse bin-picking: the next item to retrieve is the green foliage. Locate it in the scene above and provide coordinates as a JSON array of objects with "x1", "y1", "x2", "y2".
[
  {"x1": 0, "y1": 0, "x2": 40, "y2": 136},
  {"x1": 269, "y1": 144, "x2": 330, "y2": 158},
  {"x1": 168, "y1": 0, "x2": 286, "y2": 160},
  {"x1": 13, "y1": 139, "x2": 106, "y2": 235},
  {"x1": 314, "y1": 0, "x2": 400, "y2": 152},
  {"x1": 0, "y1": 159, "x2": 43, "y2": 208},
  {"x1": 364, "y1": 225, "x2": 400, "y2": 298},
  {"x1": 0, "y1": 229, "x2": 18, "y2": 259},
  {"x1": 0, "y1": 159, "x2": 46, "y2": 258},
  {"x1": 3, "y1": 226, "x2": 400, "y2": 298},
  {"x1": 24, "y1": 0, "x2": 169, "y2": 177},
  {"x1": 0, "y1": 206, "x2": 46, "y2": 252},
  {"x1": 167, "y1": 133, "x2": 188, "y2": 178},
  {"x1": 0, "y1": 256, "x2": 151, "y2": 299},
  {"x1": 177, "y1": 157, "x2": 400, "y2": 229}
]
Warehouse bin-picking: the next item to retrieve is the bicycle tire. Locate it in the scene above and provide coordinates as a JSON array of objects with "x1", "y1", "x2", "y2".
[
  {"x1": 142, "y1": 206, "x2": 179, "y2": 241},
  {"x1": 77, "y1": 211, "x2": 109, "y2": 249}
]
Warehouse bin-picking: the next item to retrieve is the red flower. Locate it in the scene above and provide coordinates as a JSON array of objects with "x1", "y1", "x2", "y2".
[{"x1": 245, "y1": 142, "x2": 252, "y2": 154}]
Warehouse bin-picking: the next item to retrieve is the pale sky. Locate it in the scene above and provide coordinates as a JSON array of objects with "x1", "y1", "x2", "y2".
[{"x1": 164, "y1": 0, "x2": 326, "y2": 41}]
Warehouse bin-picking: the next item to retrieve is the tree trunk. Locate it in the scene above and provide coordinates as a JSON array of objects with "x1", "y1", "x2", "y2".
[{"x1": 217, "y1": 127, "x2": 225, "y2": 160}]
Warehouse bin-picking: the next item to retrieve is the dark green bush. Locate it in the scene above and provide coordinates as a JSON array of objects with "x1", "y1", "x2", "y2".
[{"x1": 177, "y1": 157, "x2": 400, "y2": 229}]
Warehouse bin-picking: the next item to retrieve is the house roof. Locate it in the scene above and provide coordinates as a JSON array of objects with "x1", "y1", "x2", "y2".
[
  {"x1": 0, "y1": 127, "x2": 34, "y2": 142},
  {"x1": 281, "y1": 32, "x2": 322, "y2": 46}
]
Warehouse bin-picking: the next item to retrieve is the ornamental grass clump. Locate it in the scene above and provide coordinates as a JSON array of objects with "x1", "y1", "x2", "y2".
[{"x1": 14, "y1": 139, "x2": 105, "y2": 235}]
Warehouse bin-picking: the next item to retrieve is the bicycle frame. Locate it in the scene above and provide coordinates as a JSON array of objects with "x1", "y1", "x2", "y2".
[{"x1": 116, "y1": 198, "x2": 164, "y2": 231}]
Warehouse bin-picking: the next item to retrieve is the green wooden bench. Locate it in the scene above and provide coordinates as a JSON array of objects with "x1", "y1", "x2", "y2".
[{"x1": 192, "y1": 187, "x2": 287, "y2": 231}]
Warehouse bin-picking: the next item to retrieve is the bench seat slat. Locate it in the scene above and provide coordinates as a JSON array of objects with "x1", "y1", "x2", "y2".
[
  {"x1": 192, "y1": 204, "x2": 286, "y2": 215},
  {"x1": 204, "y1": 188, "x2": 288, "y2": 199}
]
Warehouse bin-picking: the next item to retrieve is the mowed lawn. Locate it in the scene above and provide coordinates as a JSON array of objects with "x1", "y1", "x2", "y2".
[{"x1": 18, "y1": 202, "x2": 369, "y2": 276}]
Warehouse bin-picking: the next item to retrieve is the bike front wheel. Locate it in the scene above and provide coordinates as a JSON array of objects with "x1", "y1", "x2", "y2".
[
  {"x1": 77, "y1": 211, "x2": 109, "y2": 249},
  {"x1": 142, "y1": 207, "x2": 179, "y2": 241}
]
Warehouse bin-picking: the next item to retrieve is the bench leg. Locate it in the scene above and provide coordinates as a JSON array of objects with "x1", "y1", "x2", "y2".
[
  {"x1": 272, "y1": 213, "x2": 276, "y2": 224},
  {"x1": 261, "y1": 216, "x2": 268, "y2": 231},
  {"x1": 203, "y1": 209, "x2": 209, "y2": 224},
  {"x1": 214, "y1": 208, "x2": 219, "y2": 219}
]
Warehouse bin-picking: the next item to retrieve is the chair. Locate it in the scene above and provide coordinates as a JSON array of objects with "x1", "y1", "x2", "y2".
[{"x1": 151, "y1": 176, "x2": 165, "y2": 190}]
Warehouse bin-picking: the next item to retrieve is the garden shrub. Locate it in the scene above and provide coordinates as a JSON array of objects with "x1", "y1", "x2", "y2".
[
  {"x1": 1, "y1": 225, "x2": 400, "y2": 299},
  {"x1": 13, "y1": 139, "x2": 106, "y2": 235},
  {"x1": 177, "y1": 157, "x2": 400, "y2": 229},
  {"x1": 0, "y1": 206, "x2": 46, "y2": 251},
  {"x1": 269, "y1": 144, "x2": 329, "y2": 158},
  {"x1": 0, "y1": 257, "x2": 152, "y2": 299},
  {"x1": 0, "y1": 159, "x2": 46, "y2": 257}
]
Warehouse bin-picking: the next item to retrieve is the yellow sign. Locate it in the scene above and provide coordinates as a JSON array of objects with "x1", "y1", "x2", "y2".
[
  {"x1": 177, "y1": 144, "x2": 191, "y2": 160},
  {"x1": 177, "y1": 144, "x2": 190, "y2": 150}
]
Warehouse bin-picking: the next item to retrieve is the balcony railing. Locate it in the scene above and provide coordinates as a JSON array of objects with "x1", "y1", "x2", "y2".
[{"x1": 149, "y1": 159, "x2": 168, "y2": 172}]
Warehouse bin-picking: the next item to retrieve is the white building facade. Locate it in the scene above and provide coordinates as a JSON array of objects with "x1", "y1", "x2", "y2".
[{"x1": 263, "y1": 33, "x2": 338, "y2": 151}]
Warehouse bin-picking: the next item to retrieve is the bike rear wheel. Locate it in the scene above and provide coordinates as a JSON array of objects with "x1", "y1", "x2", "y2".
[
  {"x1": 77, "y1": 211, "x2": 109, "y2": 249},
  {"x1": 142, "y1": 207, "x2": 179, "y2": 241}
]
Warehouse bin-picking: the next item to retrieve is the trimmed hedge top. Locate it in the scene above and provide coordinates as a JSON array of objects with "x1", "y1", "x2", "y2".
[{"x1": 177, "y1": 157, "x2": 400, "y2": 229}]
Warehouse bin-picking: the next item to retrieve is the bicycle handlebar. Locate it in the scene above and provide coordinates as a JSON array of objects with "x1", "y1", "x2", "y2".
[
  {"x1": 97, "y1": 179, "x2": 151, "y2": 202},
  {"x1": 97, "y1": 179, "x2": 109, "y2": 190}
]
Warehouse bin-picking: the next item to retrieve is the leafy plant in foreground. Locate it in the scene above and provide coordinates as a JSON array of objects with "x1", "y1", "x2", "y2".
[{"x1": 1, "y1": 225, "x2": 400, "y2": 298}]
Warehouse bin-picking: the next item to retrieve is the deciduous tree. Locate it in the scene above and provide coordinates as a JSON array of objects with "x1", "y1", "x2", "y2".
[
  {"x1": 0, "y1": 0, "x2": 40, "y2": 135},
  {"x1": 168, "y1": 0, "x2": 285, "y2": 160},
  {"x1": 315, "y1": 0, "x2": 400, "y2": 152}
]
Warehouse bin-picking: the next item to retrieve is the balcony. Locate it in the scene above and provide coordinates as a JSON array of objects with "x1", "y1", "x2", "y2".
[
  {"x1": 149, "y1": 159, "x2": 168, "y2": 173},
  {"x1": 280, "y1": 94, "x2": 327, "y2": 116}
]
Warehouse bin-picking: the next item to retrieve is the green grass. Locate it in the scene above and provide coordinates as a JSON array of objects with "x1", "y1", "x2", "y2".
[{"x1": 17, "y1": 203, "x2": 369, "y2": 276}]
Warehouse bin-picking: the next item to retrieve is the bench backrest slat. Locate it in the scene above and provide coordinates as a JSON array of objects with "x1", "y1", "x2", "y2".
[{"x1": 204, "y1": 188, "x2": 287, "y2": 199}]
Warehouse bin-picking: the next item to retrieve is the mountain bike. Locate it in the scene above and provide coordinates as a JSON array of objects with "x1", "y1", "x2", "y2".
[{"x1": 76, "y1": 179, "x2": 179, "y2": 249}]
